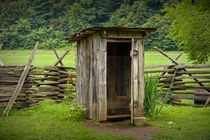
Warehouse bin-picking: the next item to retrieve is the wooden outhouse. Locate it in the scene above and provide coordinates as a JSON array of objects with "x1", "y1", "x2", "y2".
[{"x1": 66, "y1": 26, "x2": 155, "y2": 124}]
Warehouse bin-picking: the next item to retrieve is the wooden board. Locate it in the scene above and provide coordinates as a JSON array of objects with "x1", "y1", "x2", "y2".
[{"x1": 97, "y1": 37, "x2": 107, "y2": 121}]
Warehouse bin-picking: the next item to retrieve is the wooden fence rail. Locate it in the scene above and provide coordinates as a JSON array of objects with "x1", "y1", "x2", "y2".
[
  {"x1": 0, "y1": 65, "x2": 76, "y2": 109},
  {"x1": 145, "y1": 63, "x2": 210, "y2": 107}
]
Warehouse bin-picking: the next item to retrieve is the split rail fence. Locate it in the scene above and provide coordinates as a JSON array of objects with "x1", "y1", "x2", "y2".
[{"x1": 0, "y1": 65, "x2": 76, "y2": 109}]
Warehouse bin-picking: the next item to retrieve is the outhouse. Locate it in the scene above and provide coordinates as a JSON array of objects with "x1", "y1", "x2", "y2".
[{"x1": 66, "y1": 26, "x2": 155, "y2": 124}]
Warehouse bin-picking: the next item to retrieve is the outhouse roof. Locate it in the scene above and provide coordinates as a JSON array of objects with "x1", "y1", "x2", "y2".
[{"x1": 65, "y1": 26, "x2": 156, "y2": 41}]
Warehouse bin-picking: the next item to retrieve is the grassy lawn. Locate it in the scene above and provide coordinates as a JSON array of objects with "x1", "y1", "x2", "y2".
[
  {"x1": 0, "y1": 101, "x2": 133, "y2": 140},
  {"x1": 147, "y1": 105, "x2": 210, "y2": 140},
  {"x1": 0, "y1": 49, "x2": 210, "y2": 140},
  {"x1": 0, "y1": 49, "x2": 193, "y2": 67}
]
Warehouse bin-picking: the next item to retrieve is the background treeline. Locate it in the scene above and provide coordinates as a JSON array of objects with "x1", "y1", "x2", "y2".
[{"x1": 0, "y1": 0, "x2": 178, "y2": 50}]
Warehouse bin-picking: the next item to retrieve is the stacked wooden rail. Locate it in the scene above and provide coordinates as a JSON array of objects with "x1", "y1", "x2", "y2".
[
  {"x1": 0, "y1": 65, "x2": 76, "y2": 108},
  {"x1": 145, "y1": 64, "x2": 210, "y2": 107}
]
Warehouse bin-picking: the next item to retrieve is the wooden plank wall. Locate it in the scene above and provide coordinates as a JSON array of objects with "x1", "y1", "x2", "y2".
[{"x1": 76, "y1": 33, "x2": 107, "y2": 120}]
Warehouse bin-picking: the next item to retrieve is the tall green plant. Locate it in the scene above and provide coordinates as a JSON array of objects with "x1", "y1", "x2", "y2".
[{"x1": 144, "y1": 74, "x2": 171, "y2": 117}]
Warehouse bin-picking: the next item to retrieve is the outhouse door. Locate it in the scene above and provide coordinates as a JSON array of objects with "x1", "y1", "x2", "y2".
[{"x1": 130, "y1": 39, "x2": 144, "y2": 124}]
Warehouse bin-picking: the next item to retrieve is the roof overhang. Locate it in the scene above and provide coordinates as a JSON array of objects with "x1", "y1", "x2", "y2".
[{"x1": 65, "y1": 26, "x2": 156, "y2": 41}]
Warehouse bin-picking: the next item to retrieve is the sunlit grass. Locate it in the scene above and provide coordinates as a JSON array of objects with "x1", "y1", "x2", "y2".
[
  {"x1": 0, "y1": 100, "x2": 133, "y2": 140},
  {"x1": 147, "y1": 105, "x2": 210, "y2": 140}
]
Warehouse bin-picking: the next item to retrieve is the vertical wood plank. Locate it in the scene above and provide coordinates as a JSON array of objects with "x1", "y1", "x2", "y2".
[
  {"x1": 88, "y1": 36, "x2": 93, "y2": 119},
  {"x1": 92, "y1": 34, "x2": 99, "y2": 119},
  {"x1": 132, "y1": 39, "x2": 139, "y2": 117},
  {"x1": 80, "y1": 38, "x2": 91, "y2": 117},
  {"x1": 131, "y1": 39, "x2": 145, "y2": 124},
  {"x1": 97, "y1": 37, "x2": 107, "y2": 121},
  {"x1": 138, "y1": 39, "x2": 144, "y2": 116},
  {"x1": 131, "y1": 39, "x2": 134, "y2": 124},
  {"x1": 76, "y1": 41, "x2": 82, "y2": 106}
]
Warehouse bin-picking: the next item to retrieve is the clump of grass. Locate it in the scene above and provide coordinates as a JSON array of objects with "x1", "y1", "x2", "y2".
[{"x1": 144, "y1": 74, "x2": 171, "y2": 118}]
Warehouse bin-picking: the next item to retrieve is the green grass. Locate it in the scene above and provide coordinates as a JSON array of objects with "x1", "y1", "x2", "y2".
[
  {"x1": 0, "y1": 101, "x2": 133, "y2": 140},
  {"x1": 1, "y1": 49, "x2": 210, "y2": 139},
  {"x1": 0, "y1": 49, "x2": 77, "y2": 67},
  {"x1": 147, "y1": 105, "x2": 210, "y2": 140},
  {"x1": 0, "y1": 49, "x2": 192, "y2": 67}
]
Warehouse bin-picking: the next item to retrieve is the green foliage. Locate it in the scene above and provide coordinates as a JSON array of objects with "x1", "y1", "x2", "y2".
[
  {"x1": 144, "y1": 75, "x2": 171, "y2": 117},
  {"x1": 0, "y1": 0, "x2": 179, "y2": 51},
  {"x1": 0, "y1": 18, "x2": 32, "y2": 49},
  {"x1": 164, "y1": 0, "x2": 210, "y2": 63},
  {"x1": 26, "y1": 27, "x2": 70, "y2": 49},
  {"x1": 107, "y1": 1, "x2": 155, "y2": 27},
  {"x1": 143, "y1": 14, "x2": 178, "y2": 51},
  {"x1": 65, "y1": 77, "x2": 77, "y2": 103}
]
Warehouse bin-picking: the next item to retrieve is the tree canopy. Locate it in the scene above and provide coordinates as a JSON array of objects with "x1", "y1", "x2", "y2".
[
  {"x1": 0, "y1": 0, "x2": 209, "y2": 63},
  {"x1": 164, "y1": 0, "x2": 210, "y2": 63}
]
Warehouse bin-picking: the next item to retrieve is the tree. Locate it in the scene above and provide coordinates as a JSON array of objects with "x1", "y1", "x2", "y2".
[
  {"x1": 164, "y1": 0, "x2": 210, "y2": 63},
  {"x1": 143, "y1": 14, "x2": 178, "y2": 51},
  {"x1": 26, "y1": 27, "x2": 69, "y2": 49},
  {"x1": 0, "y1": 18, "x2": 32, "y2": 49}
]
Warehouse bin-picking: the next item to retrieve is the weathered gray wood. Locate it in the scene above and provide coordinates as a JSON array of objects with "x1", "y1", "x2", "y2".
[
  {"x1": 0, "y1": 65, "x2": 25, "y2": 68},
  {"x1": 3, "y1": 42, "x2": 39, "y2": 116},
  {"x1": 102, "y1": 30, "x2": 143, "y2": 39},
  {"x1": 144, "y1": 69, "x2": 175, "y2": 73},
  {"x1": 173, "y1": 80, "x2": 210, "y2": 85},
  {"x1": 158, "y1": 53, "x2": 182, "y2": 78},
  {"x1": 76, "y1": 40, "x2": 82, "y2": 106},
  {"x1": 27, "y1": 76, "x2": 60, "y2": 81},
  {"x1": 88, "y1": 35, "x2": 94, "y2": 119},
  {"x1": 138, "y1": 39, "x2": 144, "y2": 117},
  {"x1": 160, "y1": 75, "x2": 210, "y2": 80},
  {"x1": 54, "y1": 49, "x2": 70, "y2": 66},
  {"x1": 170, "y1": 101, "x2": 204, "y2": 107},
  {"x1": 169, "y1": 95, "x2": 207, "y2": 101},
  {"x1": 52, "y1": 45, "x2": 64, "y2": 66},
  {"x1": 35, "y1": 81, "x2": 60, "y2": 86},
  {"x1": 204, "y1": 95, "x2": 210, "y2": 107},
  {"x1": 92, "y1": 34, "x2": 98, "y2": 119},
  {"x1": 176, "y1": 71, "x2": 210, "y2": 74},
  {"x1": 29, "y1": 70, "x2": 59, "y2": 75},
  {"x1": 144, "y1": 64, "x2": 175, "y2": 69},
  {"x1": 130, "y1": 39, "x2": 134, "y2": 125},
  {"x1": 107, "y1": 114, "x2": 130, "y2": 119},
  {"x1": 97, "y1": 37, "x2": 107, "y2": 121},
  {"x1": 81, "y1": 38, "x2": 90, "y2": 116},
  {"x1": 171, "y1": 91, "x2": 204, "y2": 95},
  {"x1": 171, "y1": 64, "x2": 210, "y2": 69},
  {"x1": 170, "y1": 86, "x2": 210, "y2": 90},
  {"x1": 154, "y1": 47, "x2": 209, "y2": 91},
  {"x1": 44, "y1": 66, "x2": 59, "y2": 71}
]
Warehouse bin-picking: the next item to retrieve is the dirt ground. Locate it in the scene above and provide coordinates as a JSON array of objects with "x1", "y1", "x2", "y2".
[{"x1": 86, "y1": 120, "x2": 161, "y2": 140}]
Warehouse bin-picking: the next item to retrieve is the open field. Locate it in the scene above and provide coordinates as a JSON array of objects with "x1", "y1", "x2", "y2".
[
  {"x1": 0, "y1": 49, "x2": 210, "y2": 139},
  {"x1": 0, "y1": 49, "x2": 196, "y2": 67}
]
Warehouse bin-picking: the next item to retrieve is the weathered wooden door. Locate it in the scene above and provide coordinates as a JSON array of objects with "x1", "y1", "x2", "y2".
[{"x1": 131, "y1": 39, "x2": 144, "y2": 124}]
